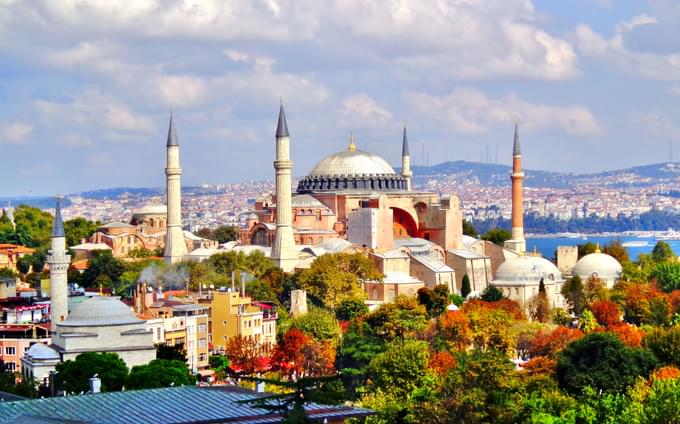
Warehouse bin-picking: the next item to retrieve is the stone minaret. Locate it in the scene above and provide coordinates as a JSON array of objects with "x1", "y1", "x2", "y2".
[
  {"x1": 164, "y1": 114, "x2": 188, "y2": 263},
  {"x1": 48, "y1": 196, "x2": 70, "y2": 333},
  {"x1": 270, "y1": 103, "x2": 297, "y2": 272},
  {"x1": 401, "y1": 124, "x2": 412, "y2": 191},
  {"x1": 504, "y1": 123, "x2": 526, "y2": 253}
]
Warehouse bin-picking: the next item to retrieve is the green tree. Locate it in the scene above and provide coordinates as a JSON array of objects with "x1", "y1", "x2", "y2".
[
  {"x1": 245, "y1": 279, "x2": 278, "y2": 302},
  {"x1": 644, "y1": 326, "x2": 680, "y2": 366},
  {"x1": 126, "y1": 247, "x2": 153, "y2": 258},
  {"x1": 11, "y1": 205, "x2": 53, "y2": 248},
  {"x1": 64, "y1": 217, "x2": 99, "y2": 247},
  {"x1": 334, "y1": 297, "x2": 368, "y2": 321},
  {"x1": 296, "y1": 253, "x2": 382, "y2": 309},
  {"x1": 82, "y1": 250, "x2": 125, "y2": 288},
  {"x1": 126, "y1": 359, "x2": 195, "y2": 389},
  {"x1": 640, "y1": 378, "x2": 680, "y2": 424},
  {"x1": 530, "y1": 278, "x2": 550, "y2": 323},
  {"x1": 55, "y1": 352, "x2": 129, "y2": 394},
  {"x1": 417, "y1": 285, "x2": 450, "y2": 318},
  {"x1": 604, "y1": 239, "x2": 630, "y2": 264},
  {"x1": 461, "y1": 274, "x2": 471, "y2": 298},
  {"x1": 289, "y1": 307, "x2": 340, "y2": 343},
  {"x1": 156, "y1": 343, "x2": 186, "y2": 362},
  {"x1": 480, "y1": 284, "x2": 504, "y2": 302},
  {"x1": 578, "y1": 242, "x2": 598, "y2": 259},
  {"x1": 0, "y1": 362, "x2": 37, "y2": 398},
  {"x1": 651, "y1": 241, "x2": 675, "y2": 263},
  {"x1": 213, "y1": 225, "x2": 238, "y2": 243},
  {"x1": 562, "y1": 275, "x2": 586, "y2": 316},
  {"x1": 365, "y1": 295, "x2": 428, "y2": 340},
  {"x1": 481, "y1": 228, "x2": 511, "y2": 246},
  {"x1": 651, "y1": 262, "x2": 680, "y2": 293},
  {"x1": 556, "y1": 332, "x2": 658, "y2": 394},
  {"x1": 462, "y1": 220, "x2": 478, "y2": 238},
  {"x1": 367, "y1": 339, "x2": 430, "y2": 400}
]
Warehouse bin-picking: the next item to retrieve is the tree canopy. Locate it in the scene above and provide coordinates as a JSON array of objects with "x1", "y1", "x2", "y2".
[{"x1": 55, "y1": 352, "x2": 129, "y2": 394}]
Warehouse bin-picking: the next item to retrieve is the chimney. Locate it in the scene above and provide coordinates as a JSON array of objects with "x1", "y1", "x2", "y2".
[
  {"x1": 256, "y1": 381, "x2": 266, "y2": 393},
  {"x1": 89, "y1": 377, "x2": 101, "y2": 394},
  {"x1": 290, "y1": 289, "x2": 308, "y2": 317}
]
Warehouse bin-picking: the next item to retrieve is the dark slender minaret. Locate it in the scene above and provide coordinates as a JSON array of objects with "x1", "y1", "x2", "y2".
[
  {"x1": 401, "y1": 124, "x2": 412, "y2": 191},
  {"x1": 270, "y1": 103, "x2": 297, "y2": 272},
  {"x1": 504, "y1": 123, "x2": 526, "y2": 253},
  {"x1": 48, "y1": 196, "x2": 70, "y2": 332}
]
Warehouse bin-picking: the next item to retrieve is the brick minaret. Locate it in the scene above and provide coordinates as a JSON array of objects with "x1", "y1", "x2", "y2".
[
  {"x1": 504, "y1": 123, "x2": 526, "y2": 253},
  {"x1": 270, "y1": 103, "x2": 297, "y2": 272}
]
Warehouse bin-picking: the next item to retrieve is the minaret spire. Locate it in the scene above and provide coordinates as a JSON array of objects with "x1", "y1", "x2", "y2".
[
  {"x1": 504, "y1": 122, "x2": 526, "y2": 253},
  {"x1": 48, "y1": 196, "x2": 70, "y2": 333},
  {"x1": 164, "y1": 114, "x2": 188, "y2": 263},
  {"x1": 271, "y1": 102, "x2": 297, "y2": 272},
  {"x1": 401, "y1": 123, "x2": 412, "y2": 191}
]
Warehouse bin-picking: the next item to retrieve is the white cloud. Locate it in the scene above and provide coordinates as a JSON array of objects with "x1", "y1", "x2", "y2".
[
  {"x1": 405, "y1": 88, "x2": 601, "y2": 136},
  {"x1": 0, "y1": 122, "x2": 33, "y2": 144},
  {"x1": 641, "y1": 110, "x2": 680, "y2": 140},
  {"x1": 340, "y1": 94, "x2": 393, "y2": 128},
  {"x1": 150, "y1": 74, "x2": 208, "y2": 108},
  {"x1": 574, "y1": 15, "x2": 680, "y2": 81}
]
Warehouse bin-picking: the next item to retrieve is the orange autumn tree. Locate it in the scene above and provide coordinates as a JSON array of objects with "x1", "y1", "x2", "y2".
[
  {"x1": 590, "y1": 300, "x2": 622, "y2": 327},
  {"x1": 273, "y1": 329, "x2": 335, "y2": 381},
  {"x1": 651, "y1": 365, "x2": 680, "y2": 381},
  {"x1": 437, "y1": 311, "x2": 472, "y2": 350},
  {"x1": 607, "y1": 324, "x2": 644, "y2": 347},
  {"x1": 428, "y1": 351, "x2": 457, "y2": 376},
  {"x1": 225, "y1": 335, "x2": 270, "y2": 375},
  {"x1": 528, "y1": 326, "x2": 584, "y2": 359},
  {"x1": 623, "y1": 283, "x2": 672, "y2": 326}
]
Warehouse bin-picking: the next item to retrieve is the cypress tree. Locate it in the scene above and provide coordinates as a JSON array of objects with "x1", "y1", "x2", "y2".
[{"x1": 461, "y1": 274, "x2": 471, "y2": 298}]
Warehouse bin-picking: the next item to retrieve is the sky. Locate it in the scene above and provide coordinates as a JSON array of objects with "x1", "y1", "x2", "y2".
[{"x1": 1, "y1": 0, "x2": 680, "y2": 196}]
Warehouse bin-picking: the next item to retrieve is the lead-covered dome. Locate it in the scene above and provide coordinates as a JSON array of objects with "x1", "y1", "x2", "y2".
[
  {"x1": 309, "y1": 149, "x2": 397, "y2": 177},
  {"x1": 572, "y1": 251, "x2": 622, "y2": 285},
  {"x1": 297, "y1": 140, "x2": 407, "y2": 193},
  {"x1": 494, "y1": 255, "x2": 564, "y2": 286},
  {"x1": 60, "y1": 296, "x2": 143, "y2": 327}
]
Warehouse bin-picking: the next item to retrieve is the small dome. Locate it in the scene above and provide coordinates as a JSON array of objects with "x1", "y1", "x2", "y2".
[
  {"x1": 308, "y1": 149, "x2": 397, "y2": 177},
  {"x1": 494, "y1": 255, "x2": 563, "y2": 286},
  {"x1": 134, "y1": 204, "x2": 167, "y2": 216},
  {"x1": 447, "y1": 303, "x2": 459, "y2": 311},
  {"x1": 25, "y1": 342, "x2": 59, "y2": 360},
  {"x1": 247, "y1": 213, "x2": 259, "y2": 220},
  {"x1": 572, "y1": 252, "x2": 622, "y2": 282},
  {"x1": 291, "y1": 194, "x2": 326, "y2": 208},
  {"x1": 60, "y1": 297, "x2": 142, "y2": 327}
]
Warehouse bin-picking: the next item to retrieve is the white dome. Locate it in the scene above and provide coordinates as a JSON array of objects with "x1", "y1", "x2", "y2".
[
  {"x1": 309, "y1": 149, "x2": 397, "y2": 177},
  {"x1": 494, "y1": 255, "x2": 563, "y2": 286},
  {"x1": 572, "y1": 252, "x2": 622, "y2": 282},
  {"x1": 134, "y1": 204, "x2": 167, "y2": 216},
  {"x1": 25, "y1": 342, "x2": 59, "y2": 360},
  {"x1": 60, "y1": 297, "x2": 142, "y2": 327}
]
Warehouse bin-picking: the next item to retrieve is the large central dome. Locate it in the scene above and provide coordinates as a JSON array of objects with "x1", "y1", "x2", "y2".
[
  {"x1": 297, "y1": 138, "x2": 407, "y2": 193},
  {"x1": 309, "y1": 149, "x2": 397, "y2": 177}
]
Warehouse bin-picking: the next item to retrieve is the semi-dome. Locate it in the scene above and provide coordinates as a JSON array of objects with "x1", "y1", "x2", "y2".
[
  {"x1": 59, "y1": 296, "x2": 143, "y2": 327},
  {"x1": 494, "y1": 255, "x2": 564, "y2": 286},
  {"x1": 297, "y1": 139, "x2": 407, "y2": 193},
  {"x1": 572, "y1": 251, "x2": 622, "y2": 284}
]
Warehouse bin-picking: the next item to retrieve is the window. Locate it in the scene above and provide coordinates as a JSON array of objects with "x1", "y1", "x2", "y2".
[
  {"x1": 198, "y1": 324, "x2": 207, "y2": 333},
  {"x1": 4, "y1": 347, "x2": 16, "y2": 356},
  {"x1": 198, "y1": 339, "x2": 206, "y2": 348},
  {"x1": 5, "y1": 362, "x2": 16, "y2": 371},
  {"x1": 199, "y1": 353, "x2": 207, "y2": 362}
]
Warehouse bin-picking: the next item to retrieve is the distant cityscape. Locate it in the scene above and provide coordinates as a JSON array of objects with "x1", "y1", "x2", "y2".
[{"x1": 33, "y1": 160, "x2": 680, "y2": 234}]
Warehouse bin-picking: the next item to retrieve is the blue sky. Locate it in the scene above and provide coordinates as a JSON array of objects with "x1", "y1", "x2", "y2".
[{"x1": 1, "y1": 0, "x2": 679, "y2": 196}]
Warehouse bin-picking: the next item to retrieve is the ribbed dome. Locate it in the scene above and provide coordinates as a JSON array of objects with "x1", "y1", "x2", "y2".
[
  {"x1": 60, "y1": 297, "x2": 142, "y2": 327},
  {"x1": 25, "y1": 342, "x2": 59, "y2": 360},
  {"x1": 572, "y1": 252, "x2": 622, "y2": 283},
  {"x1": 494, "y1": 255, "x2": 563, "y2": 285},
  {"x1": 309, "y1": 149, "x2": 397, "y2": 177}
]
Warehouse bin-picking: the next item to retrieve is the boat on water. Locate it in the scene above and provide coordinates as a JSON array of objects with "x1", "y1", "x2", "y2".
[
  {"x1": 658, "y1": 228, "x2": 680, "y2": 241},
  {"x1": 622, "y1": 241, "x2": 649, "y2": 247}
]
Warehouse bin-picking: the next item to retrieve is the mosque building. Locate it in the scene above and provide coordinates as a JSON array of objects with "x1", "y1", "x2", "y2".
[
  {"x1": 22, "y1": 199, "x2": 155, "y2": 387},
  {"x1": 571, "y1": 244, "x2": 623, "y2": 288}
]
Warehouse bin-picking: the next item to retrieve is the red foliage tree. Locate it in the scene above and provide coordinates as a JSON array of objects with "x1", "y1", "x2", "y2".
[
  {"x1": 428, "y1": 351, "x2": 457, "y2": 376},
  {"x1": 590, "y1": 300, "x2": 622, "y2": 327},
  {"x1": 523, "y1": 356, "x2": 556, "y2": 376},
  {"x1": 528, "y1": 326, "x2": 584, "y2": 359},
  {"x1": 623, "y1": 283, "x2": 672, "y2": 325},
  {"x1": 225, "y1": 335, "x2": 269, "y2": 375},
  {"x1": 272, "y1": 329, "x2": 335, "y2": 380},
  {"x1": 491, "y1": 299, "x2": 526, "y2": 320},
  {"x1": 669, "y1": 290, "x2": 680, "y2": 314}
]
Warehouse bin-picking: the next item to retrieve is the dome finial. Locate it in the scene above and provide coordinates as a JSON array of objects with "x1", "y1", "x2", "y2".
[
  {"x1": 348, "y1": 132, "x2": 357, "y2": 152},
  {"x1": 595, "y1": 242, "x2": 601, "y2": 254}
]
